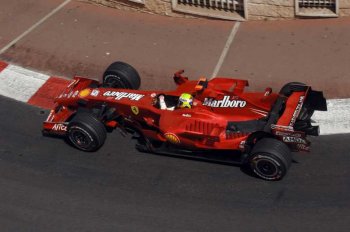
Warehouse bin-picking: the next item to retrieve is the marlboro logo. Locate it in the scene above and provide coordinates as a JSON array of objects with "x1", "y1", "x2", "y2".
[{"x1": 203, "y1": 96, "x2": 247, "y2": 108}]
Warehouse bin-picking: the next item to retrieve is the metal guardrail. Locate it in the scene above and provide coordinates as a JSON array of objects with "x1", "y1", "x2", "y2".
[
  {"x1": 173, "y1": 0, "x2": 246, "y2": 21},
  {"x1": 299, "y1": 0, "x2": 335, "y2": 7},
  {"x1": 177, "y1": 0, "x2": 243, "y2": 11},
  {"x1": 295, "y1": 0, "x2": 338, "y2": 17}
]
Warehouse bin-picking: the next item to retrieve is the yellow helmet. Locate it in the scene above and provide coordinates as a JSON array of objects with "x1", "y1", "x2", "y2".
[{"x1": 178, "y1": 93, "x2": 193, "y2": 109}]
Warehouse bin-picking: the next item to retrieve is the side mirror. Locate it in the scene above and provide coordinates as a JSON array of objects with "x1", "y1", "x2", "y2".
[{"x1": 173, "y1": 70, "x2": 188, "y2": 85}]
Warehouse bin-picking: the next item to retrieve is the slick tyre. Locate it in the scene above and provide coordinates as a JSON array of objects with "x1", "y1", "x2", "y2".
[
  {"x1": 67, "y1": 113, "x2": 107, "y2": 152},
  {"x1": 102, "y1": 61, "x2": 141, "y2": 90},
  {"x1": 279, "y1": 82, "x2": 306, "y2": 97},
  {"x1": 249, "y1": 138, "x2": 292, "y2": 181}
]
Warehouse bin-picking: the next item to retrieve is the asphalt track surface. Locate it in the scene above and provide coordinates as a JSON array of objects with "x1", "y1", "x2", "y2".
[{"x1": 1, "y1": 95, "x2": 350, "y2": 232}]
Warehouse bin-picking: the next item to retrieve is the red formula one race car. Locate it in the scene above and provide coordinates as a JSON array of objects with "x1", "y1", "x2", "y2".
[{"x1": 43, "y1": 61, "x2": 327, "y2": 180}]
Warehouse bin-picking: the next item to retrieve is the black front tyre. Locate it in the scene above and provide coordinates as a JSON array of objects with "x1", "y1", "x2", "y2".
[
  {"x1": 249, "y1": 138, "x2": 292, "y2": 181},
  {"x1": 67, "y1": 113, "x2": 107, "y2": 152},
  {"x1": 102, "y1": 61, "x2": 141, "y2": 90}
]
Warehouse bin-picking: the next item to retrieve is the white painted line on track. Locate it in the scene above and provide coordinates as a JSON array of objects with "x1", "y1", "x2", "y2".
[
  {"x1": 211, "y1": 22, "x2": 241, "y2": 79},
  {"x1": 0, "y1": 0, "x2": 71, "y2": 55},
  {"x1": 314, "y1": 99, "x2": 350, "y2": 135},
  {"x1": 0, "y1": 65, "x2": 49, "y2": 102}
]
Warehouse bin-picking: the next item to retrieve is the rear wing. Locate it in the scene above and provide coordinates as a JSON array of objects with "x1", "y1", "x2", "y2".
[
  {"x1": 274, "y1": 86, "x2": 327, "y2": 136},
  {"x1": 303, "y1": 89, "x2": 327, "y2": 112}
]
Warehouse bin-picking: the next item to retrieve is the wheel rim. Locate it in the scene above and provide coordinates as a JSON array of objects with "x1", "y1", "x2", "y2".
[
  {"x1": 256, "y1": 159, "x2": 278, "y2": 177},
  {"x1": 252, "y1": 155, "x2": 281, "y2": 179},
  {"x1": 104, "y1": 75, "x2": 128, "y2": 88},
  {"x1": 69, "y1": 128, "x2": 93, "y2": 150}
]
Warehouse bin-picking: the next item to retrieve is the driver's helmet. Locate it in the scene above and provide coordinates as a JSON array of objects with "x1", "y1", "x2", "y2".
[{"x1": 178, "y1": 93, "x2": 193, "y2": 109}]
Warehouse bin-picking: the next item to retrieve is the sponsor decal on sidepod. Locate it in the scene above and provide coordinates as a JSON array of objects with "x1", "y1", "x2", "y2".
[{"x1": 203, "y1": 96, "x2": 246, "y2": 108}]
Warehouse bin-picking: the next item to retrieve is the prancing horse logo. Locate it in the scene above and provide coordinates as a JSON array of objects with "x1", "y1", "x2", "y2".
[{"x1": 131, "y1": 106, "x2": 139, "y2": 115}]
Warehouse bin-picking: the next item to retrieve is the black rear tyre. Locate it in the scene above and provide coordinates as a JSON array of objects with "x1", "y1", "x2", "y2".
[
  {"x1": 249, "y1": 138, "x2": 292, "y2": 181},
  {"x1": 102, "y1": 61, "x2": 141, "y2": 90},
  {"x1": 67, "y1": 113, "x2": 107, "y2": 152}
]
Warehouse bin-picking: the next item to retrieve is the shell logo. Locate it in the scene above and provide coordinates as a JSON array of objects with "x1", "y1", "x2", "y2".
[
  {"x1": 164, "y1": 133, "x2": 180, "y2": 144},
  {"x1": 79, "y1": 89, "x2": 91, "y2": 98}
]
